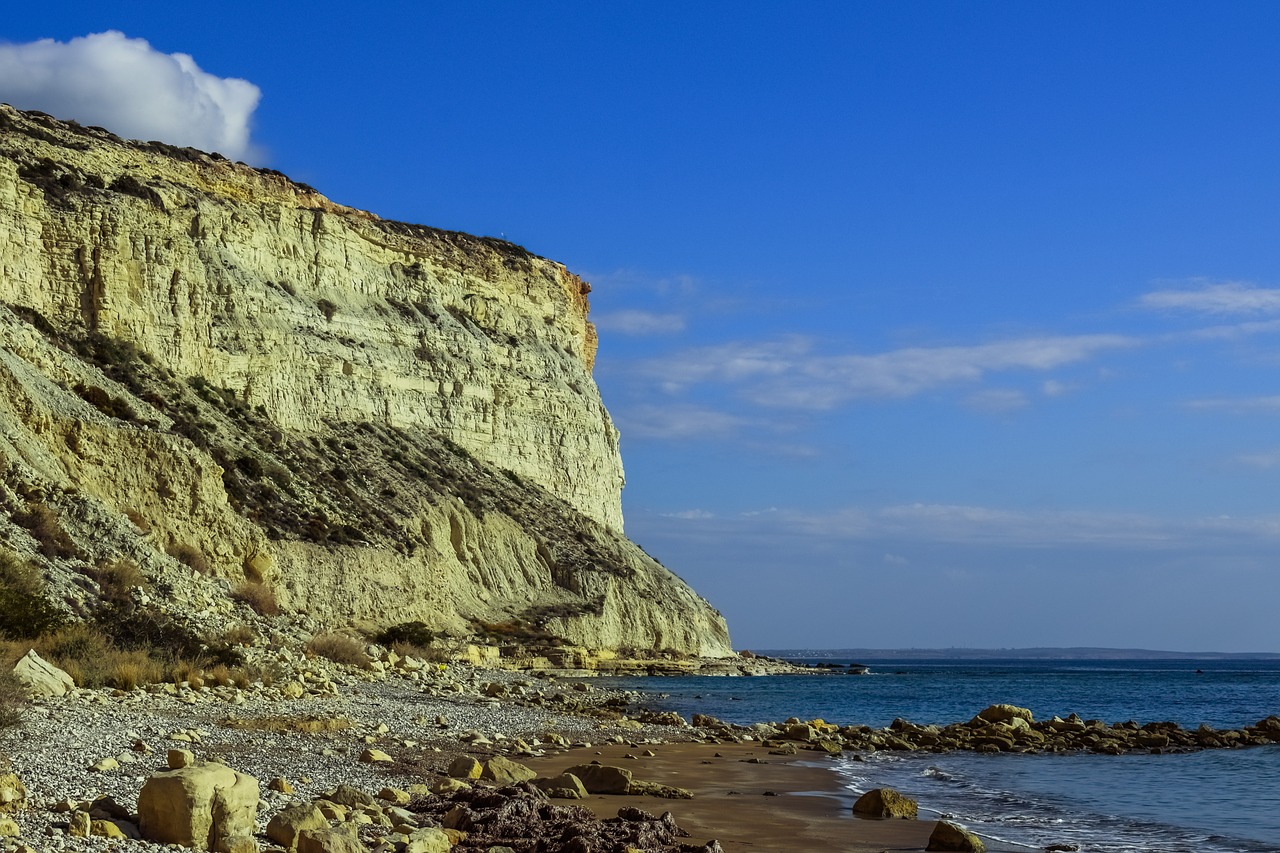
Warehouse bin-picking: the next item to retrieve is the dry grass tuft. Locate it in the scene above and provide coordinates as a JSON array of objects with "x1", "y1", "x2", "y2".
[
  {"x1": 232, "y1": 581, "x2": 279, "y2": 616},
  {"x1": 166, "y1": 543, "x2": 210, "y2": 575},
  {"x1": 307, "y1": 632, "x2": 369, "y2": 668}
]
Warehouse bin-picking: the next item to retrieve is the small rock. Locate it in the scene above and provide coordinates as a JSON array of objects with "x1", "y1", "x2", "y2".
[
  {"x1": 852, "y1": 787, "x2": 918, "y2": 819},
  {"x1": 168, "y1": 749, "x2": 196, "y2": 769}
]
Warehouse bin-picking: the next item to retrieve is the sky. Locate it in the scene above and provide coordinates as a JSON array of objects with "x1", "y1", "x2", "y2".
[{"x1": 4, "y1": 3, "x2": 1280, "y2": 652}]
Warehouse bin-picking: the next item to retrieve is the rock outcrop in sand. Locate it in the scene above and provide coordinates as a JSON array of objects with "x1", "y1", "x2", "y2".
[{"x1": 0, "y1": 104, "x2": 731, "y2": 660}]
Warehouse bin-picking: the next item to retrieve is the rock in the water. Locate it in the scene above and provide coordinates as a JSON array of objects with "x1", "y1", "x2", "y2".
[
  {"x1": 481, "y1": 755, "x2": 537, "y2": 784},
  {"x1": 927, "y1": 819, "x2": 986, "y2": 852},
  {"x1": 852, "y1": 787, "x2": 918, "y2": 819},
  {"x1": 137, "y1": 762, "x2": 259, "y2": 851},
  {"x1": 970, "y1": 704, "x2": 1034, "y2": 725},
  {"x1": 10, "y1": 650, "x2": 74, "y2": 697},
  {"x1": 564, "y1": 764, "x2": 634, "y2": 794}
]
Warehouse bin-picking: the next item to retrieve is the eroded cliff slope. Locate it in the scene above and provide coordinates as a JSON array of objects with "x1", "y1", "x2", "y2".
[{"x1": 0, "y1": 104, "x2": 732, "y2": 660}]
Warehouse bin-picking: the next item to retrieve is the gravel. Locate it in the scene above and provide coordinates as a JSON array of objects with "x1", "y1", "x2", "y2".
[{"x1": 0, "y1": 660, "x2": 685, "y2": 851}]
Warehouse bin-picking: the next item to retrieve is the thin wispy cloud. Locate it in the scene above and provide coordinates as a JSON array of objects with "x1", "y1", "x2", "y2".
[
  {"x1": 1182, "y1": 395, "x2": 1280, "y2": 413},
  {"x1": 0, "y1": 31, "x2": 262, "y2": 160},
  {"x1": 592, "y1": 309, "x2": 686, "y2": 336},
  {"x1": 1142, "y1": 281, "x2": 1280, "y2": 315},
  {"x1": 644, "y1": 501, "x2": 1280, "y2": 548},
  {"x1": 614, "y1": 403, "x2": 746, "y2": 440},
  {"x1": 965, "y1": 388, "x2": 1029, "y2": 413},
  {"x1": 1237, "y1": 449, "x2": 1280, "y2": 469},
  {"x1": 635, "y1": 333, "x2": 1136, "y2": 409}
]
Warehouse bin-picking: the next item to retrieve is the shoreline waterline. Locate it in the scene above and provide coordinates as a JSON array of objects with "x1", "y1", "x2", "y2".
[{"x1": 599, "y1": 656, "x2": 1280, "y2": 852}]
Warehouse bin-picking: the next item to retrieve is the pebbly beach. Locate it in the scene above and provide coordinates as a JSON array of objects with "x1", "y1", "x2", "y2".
[{"x1": 5, "y1": 646, "x2": 1280, "y2": 853}]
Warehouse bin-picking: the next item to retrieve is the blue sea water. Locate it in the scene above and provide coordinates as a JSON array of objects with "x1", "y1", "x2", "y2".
[{"x1": 603, "y1": 659, "x2": 1280, "y2": 852}]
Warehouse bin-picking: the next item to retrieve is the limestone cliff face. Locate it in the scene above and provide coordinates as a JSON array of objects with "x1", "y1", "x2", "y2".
[{"x1": 0, "y1": 105, "x2": 732, "y2": 659}]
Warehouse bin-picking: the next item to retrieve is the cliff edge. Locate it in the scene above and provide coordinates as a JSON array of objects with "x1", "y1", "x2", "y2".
[{"x1": 0, "y1": 104, "x2": 732, "y2": 661}]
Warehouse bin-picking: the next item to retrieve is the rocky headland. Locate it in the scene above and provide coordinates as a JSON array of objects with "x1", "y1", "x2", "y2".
[{"x1": 0, "y1": 102, "x2": 730, "y2": 667}]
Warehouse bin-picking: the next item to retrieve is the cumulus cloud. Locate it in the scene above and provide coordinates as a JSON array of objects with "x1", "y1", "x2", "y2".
[
  {"x1": 592, "y1": 309, "x2": 686, "y2": 336},
  {"x1": 633, "y1": 333, "x2": 1136, "y2": 409},
  {"x1": 1142, "y1": 281, "x2": 1280, "y2": 315},
  {"x1": 0, "y1": 31, "x2": 261, "y2": 160}
]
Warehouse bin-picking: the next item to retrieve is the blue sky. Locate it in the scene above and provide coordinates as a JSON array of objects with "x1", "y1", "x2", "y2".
[{"x1": 5, "y1": 3, "x2": 1280, "y2": 651}]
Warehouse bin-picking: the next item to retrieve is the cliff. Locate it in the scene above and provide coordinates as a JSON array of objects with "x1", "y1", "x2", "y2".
[{"x1": 0, "y1": 104, "x2": 732, "y2": 661}]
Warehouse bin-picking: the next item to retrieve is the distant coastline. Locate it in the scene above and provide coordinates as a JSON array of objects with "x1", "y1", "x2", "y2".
[{"x1": 758, "y1": 646, "x2": 1280, "y2": 660}]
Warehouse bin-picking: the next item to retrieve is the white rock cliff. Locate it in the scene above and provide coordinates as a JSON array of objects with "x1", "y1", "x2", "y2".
[{"x1": 0, "y1": 105, "x2": 732, "y2": 659}]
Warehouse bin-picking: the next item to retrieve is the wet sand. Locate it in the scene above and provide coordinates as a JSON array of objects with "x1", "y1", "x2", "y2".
[{"x1": 525, "y1": 741, "x2": 947, "y2": 852}]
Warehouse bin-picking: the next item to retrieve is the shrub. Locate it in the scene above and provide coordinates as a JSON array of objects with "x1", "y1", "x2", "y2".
[
  {"x1": 374, "y1": 621, "x2": 435, "y2": 649},
  {"x1": 0, "y1": 673, "x2": 26, "y2": 728},
  {"x1": 232, "y1": 581, "x2": 279, "y2": 616},
  {"x1": 0, "y1": 551, "x2": 66, "y2": 639},
  {"x1": 307, "y1": 633, "x2": 369, "y2": 668},
  {"x1": 222, "y1": 624, "x2": 256, "y2": 647},
  {"x1": 317, "y1": 298, "x2": 338, "y2": 321},
  {"x1": 12, "y1": 504, "x2": 78, "y2": 559},
  {"x1": 124, "y1": 509, "x2": 151, "y2": 533},
  {"x1": 167, "y1": 543, "x2": 210, "y2": 575},
  {"x1": 88, "y1": 559, "x2": 145, "y2": 608}
]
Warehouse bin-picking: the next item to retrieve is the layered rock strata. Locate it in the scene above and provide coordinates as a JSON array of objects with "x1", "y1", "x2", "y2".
[{"x1": 0, "y1": 105, "x2": 732, "y2": 658}]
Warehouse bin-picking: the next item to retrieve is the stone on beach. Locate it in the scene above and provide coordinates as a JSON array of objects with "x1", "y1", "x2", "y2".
[
  {"x1": 137, "y1": 762, "x2": 259, "y2": 851},
  {"x1": 266, "y1": 802, "x2": 328, "y2": 847},
  {"x1": 532, "y1": 773, "x2": 589, "y2": 799},
  {"x1": 852, "y1": 787, "x2": 918, "y2": 819},
  {"x1": 480, "y1": 755, "x2": 537, "y2": 784},
  {"x1": 448, "y1": 755, "x2": 484, "y2": 779},
  {"x1": 10, "y1": 650, "x2": 74, "y2": 698},
  {"x1": 0, "y1": 774, "x2": 27, "y2": 814},
  {"x1": 927, "y1": 819, "x2": 986, "y2": 852},
  {"x1": 563, "y1": 763, "x2": 634, "y2": 794}
]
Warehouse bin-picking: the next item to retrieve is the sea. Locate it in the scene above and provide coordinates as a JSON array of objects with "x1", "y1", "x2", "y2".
[{"x1": 600, "y1": 657, "x2": 1280, "y2": 853}]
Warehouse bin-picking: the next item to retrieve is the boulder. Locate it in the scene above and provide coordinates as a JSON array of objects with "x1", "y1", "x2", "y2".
[
  {"x1": 447, "y1": 756, "x2": 483, "y2": 779},
  {"x1": 404, "y1": 827, "x2": 452, "y2": 853},
  {"x1": 532, "y1": 773, "x2": 588, "y2": 800},
  {"x1": 265, "y1": 803, "x2": 327, "y2": 847},
  {"x1": 927, "y1": 820, "x2": 986, "y2": 852},
  {"x1": 430, "y1": 778, "x2": 471, "y2": 795},
  {"x1": 324, "y1": 785, "x2": 375, "y2": 808},
  {"x1": 564, "y1": 764, "x2": 633, "y2": 794},
  {"x1": 970, "y1": 704, "x2": 1034, "y2": 726},
  {"x1": 852, "y1": 787, "x2": 918, "y2": 819},
  {"x1": 627, "y1": 780, "x2": 694, "y2": 799},
  {"x1": 296, "y1": 828, "x2": 363, "y2": 853},
  {"x1": 11, "y1": 650, "x2": 74, "y2": 697},
  {"x1": 137, "y1": 762, "x2": 259, "y2": 851},
  {"x1": 0, "y1": 818, "x2": 18, "y2": 836},
  {"x1": 0, "y1": 774, "x2": 27, "y2": 814},
  {"x1": 480, "y1": 756, "x2": 537, "y2": 784}
]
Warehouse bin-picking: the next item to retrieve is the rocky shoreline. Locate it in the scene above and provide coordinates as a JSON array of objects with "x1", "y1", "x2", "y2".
[{"x1": 4, "y1": 650, "x2": 1280, "y2": 853}]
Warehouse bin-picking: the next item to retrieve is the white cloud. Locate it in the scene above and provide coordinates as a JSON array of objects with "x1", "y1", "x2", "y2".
[
  {"x1": 883, "y1": 553, "x2": 910, "y2": 566},
  {"x1": 660, "y1": 509, "x2": 715, "y2": 520},
  {"x1": 1042, "y1": 379, "x2": 1075, "y2": 397},
  {"x1": 0, "y1": 31, "x2": 261, "y2": 160},
  {"x1": 592, "y1": 309, "x2": 686, "y2": 336},
  {"x1": 1237, "y1": 449, "x2": 1280, "y2": 469},
  {"x1": 1141, "y1": 281, "x2": 1280, "y2": 315},
  {"x1": 634, "y1": 333, "x2": 1136, "y2": 409},
  {"x1": 614, "y1": 403, "x2": 746, "y2": 440},
  {"x1": 965, "y1": 388, "x2": 1029, "y2": 413},
  {"x1": 1183, "y1": 395, "x2": 1280, "y2": 413}
]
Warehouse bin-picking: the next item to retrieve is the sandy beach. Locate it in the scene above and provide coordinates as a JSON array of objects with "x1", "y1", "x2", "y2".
[{"x1": 525, "y1": 741, "x2": 1004, "y2": 853}]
